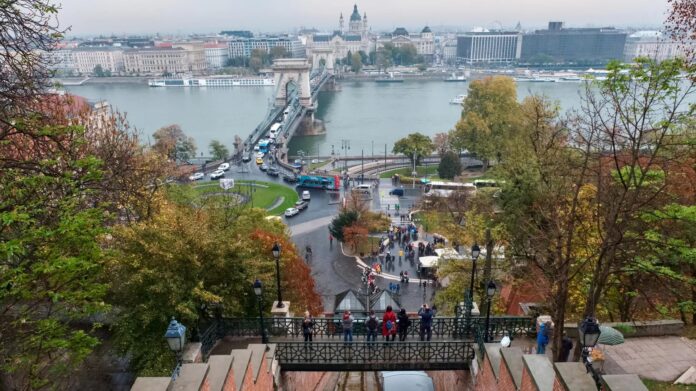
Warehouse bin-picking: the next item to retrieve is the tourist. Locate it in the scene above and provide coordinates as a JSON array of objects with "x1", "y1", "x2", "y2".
[
  {"x1": 382, "y1": 305, "x2": 397, "y2": 342},
  {"x1": 366, "y1": 310, "x2": 379, "y2": 342},
  {"x1": 397, "y1": 308, "x2": 410, "y2": 341},
  {"x1": 560, "y1": 332, "x2": 574, "y2": 361},
  {"x1": 302, "y1": 311, "x2": 314, "y2": 342},
  {"x1": 342, "y1": 310, "x2": 354, "y2": 342},
  {"x1": 537, "y1": 321, "x2": 550, "y2": 354},
  {"x1": 418, "y1": 304, "x2": 434, "y2": 341}
]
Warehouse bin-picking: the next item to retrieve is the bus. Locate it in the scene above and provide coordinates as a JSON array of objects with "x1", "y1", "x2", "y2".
[
  {"x1": 269, "y1": 122, "x2": 282, "y2": 136},
  {"x1": 423, "y1": 181, "x2": 476, "y2": 197},
  {"x1": 473, "y1": 179, "x2": 502, "y2": 188},
  {"x1": 297, "y1": 175, "x2": 341, "y2": 190},
  {"x1": 258, "y1": 139, "x2": 271, "y2": 154}
]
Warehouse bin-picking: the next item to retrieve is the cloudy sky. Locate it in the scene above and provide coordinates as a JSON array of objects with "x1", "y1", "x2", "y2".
[{"x1": 60, "y1": 0, "x2": 669, "y2": 36}]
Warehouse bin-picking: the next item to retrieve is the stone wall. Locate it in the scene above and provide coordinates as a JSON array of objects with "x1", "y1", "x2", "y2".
[
  {"x1": 563, "y1": 319, "x2": 683, "y2": 338},
  {"x1": 426, "y1": 370, "x2": 469, "y2": 391},
  {"x1": 281, "y1": 372, "x2": 340, "y2": 391}
]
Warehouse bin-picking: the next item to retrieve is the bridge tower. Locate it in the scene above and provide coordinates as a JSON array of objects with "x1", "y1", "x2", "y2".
[
  {"x1": 310, "y1": 47, "x2": 335, "y2": 74},
  {"x1": 272, "y1": 58, "x2": 312, "y2": 108}
]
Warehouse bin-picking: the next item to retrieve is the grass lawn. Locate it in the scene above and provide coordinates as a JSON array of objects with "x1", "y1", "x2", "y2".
[
  {"x1": 643, "y1": 379, "x2": 695, "y2": 391},
  {"x1": 192, "y1": 180, "x2": 299, "y2": 215},
  {"x1": 379, "y1": 165, "x2": 440, "y2": 179}
]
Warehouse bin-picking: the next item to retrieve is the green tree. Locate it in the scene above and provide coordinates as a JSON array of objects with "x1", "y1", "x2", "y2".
[
  {"x1": 417, "y1": 63, "x2": 427, "y2": 72},
  {"x1": 376, "y1": 44, "x2": 394, "y2": 72},
  {"x1": 395, "y1": 44, "x2": 418, "y2": 65},
  {"x1": 358, "y1": 50, "x2": 369, "y2": 65},
  {"x1": 209, "y1": 139, "x2": 229, "y2": 161},
  {"x1": 329, "y1": 210, "x2": 359, "y2": 242},
  {"x1": 93, "y1": 64, "x2": 105, "y2": 77},
  {"x1": 392, "y1": 132, "x2": 434, "y2": 166},
  {"x1": 351, "y1": 52, "x2": 363, "y2": 73},
  {"x1": 449, "y1": 76, "x2": 519, "y2": 169},
  {"x1": 437, "y1": 151, "x2": 462, "y2": 180},
  {"x1": 270, "y1": 45, "x2": 288, "y2": 60},
  {"x1": 152, "y1": 124, "x2": 197, "y2": 163}
]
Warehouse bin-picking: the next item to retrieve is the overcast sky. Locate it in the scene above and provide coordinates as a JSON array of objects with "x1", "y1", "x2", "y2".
[{"x1": 59, "y1": 0, "x2": 669, "y2": 36}]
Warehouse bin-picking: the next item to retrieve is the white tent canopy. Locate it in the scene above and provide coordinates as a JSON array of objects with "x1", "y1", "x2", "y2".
[
  {"x1": 419, "y1": 256, "x2": 439, "y2": 268},
  {"x1": 435, "y1": 247, "x2": 465, "y2": 260}
]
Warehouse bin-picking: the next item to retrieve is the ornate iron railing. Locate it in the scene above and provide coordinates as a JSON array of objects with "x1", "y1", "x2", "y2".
[
  {"x1": 214, "y1": 316, "x2": 533, "y2": 341},
  {"x1": 275, "y1": 341, "x2": 475, "y2": 371}
]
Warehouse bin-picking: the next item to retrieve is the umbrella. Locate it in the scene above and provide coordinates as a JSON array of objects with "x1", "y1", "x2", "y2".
[{"x1": 597, "y1": 325, "x2": 624, "y2": 345}]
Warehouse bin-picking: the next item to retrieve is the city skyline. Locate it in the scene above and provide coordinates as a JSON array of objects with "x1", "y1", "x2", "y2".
[{"x1": 60, "y1": 0, "x2": 669, "y2": 36}]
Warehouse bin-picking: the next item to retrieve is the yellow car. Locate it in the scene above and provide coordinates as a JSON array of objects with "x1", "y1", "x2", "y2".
[{"x1": 256, "y1": 157, "x2": 264, "y2": 165}]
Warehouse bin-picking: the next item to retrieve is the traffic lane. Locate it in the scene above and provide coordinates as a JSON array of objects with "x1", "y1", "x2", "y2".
[{"x1": 283, "y1": 187, "x2": 340, "y2": 225}]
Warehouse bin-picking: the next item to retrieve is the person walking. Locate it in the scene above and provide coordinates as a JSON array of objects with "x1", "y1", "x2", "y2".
[
  {"x1": 382, "y1": 305, "x2": 397, "y2": 342},
  {"x1": 418, "y1": 304, "x2": 434, "y2": 341},
  {"x1": 397, "y1": 308, "x2": 411, "y2": 341},
  {"x1": 537, "y1": 321, "x2": 550, "y2": 354},
  {"x1": 366, "y1": 310, "x2": 379, "y2": 342},
  {"x1": 329, "y1": 233, "x2": 333, "y2": 248},
  {"x1": 342, "y1": 310, "x2": 354, "y2": 342},
  {"x1": 302, "y1": 311, "x2": 314, "y2": 342},
  {"x1": 560, "y1": 332, "x2": 574, "y2": 361}
]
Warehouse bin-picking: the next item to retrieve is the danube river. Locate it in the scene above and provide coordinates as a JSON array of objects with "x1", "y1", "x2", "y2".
[{"x1": 66, "y1": 80, "x2": 586, "y2": 156}]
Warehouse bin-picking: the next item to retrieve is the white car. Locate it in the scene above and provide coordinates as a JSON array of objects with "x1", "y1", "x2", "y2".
[
  {"x1": 302, "y1": 190, "x2": 311, "y2": 201},
  {"x1": 210, "y1": 170, "x2": 225, "y2": 180},
  {"x1": 284, "y1": 207, "x2": 299, "y2": 217},
  {"x1": 256, "y1": 152, "x2": 265, "y2": 159},
  {"x1": 218, "y1": 162, "x2": 230, "y2": 171},
  {"x1": 188, "y1": 172, "x2": 204, "y2": 181}
]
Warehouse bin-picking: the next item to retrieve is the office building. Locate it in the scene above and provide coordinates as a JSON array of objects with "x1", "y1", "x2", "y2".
[
  {"x1": 456, "y1": 30, "x2": 522, "y2": 64},
  {"x1": 520, "y1": 21, "x2": 626, "y2": 65},
  {"x1": 228, "y1": 35, "x2": 304, "y2": 58},
  {"x1": 123, "y1": 47, "x2": 206, "y2": 75},
  {"x1": 71, "y1": 47, "x2": 124, "y2": 75},
  {"x1": 204, "y1": 43, "x2": 230, "y2": 68}
]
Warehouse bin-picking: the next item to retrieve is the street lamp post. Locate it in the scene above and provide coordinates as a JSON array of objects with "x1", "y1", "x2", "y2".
[
  {"x1": 164, "y1": 317, "x2": 187, "y2": 380},
  {"x1": 464, "y1": 244, "x2": 481, "y2": 335},
  {"x1": 272, "y1": 243, "x2": 283, "y2": 308},
  {"x1": 484, "y1": 280, "x2": 497, "y2": 342},
  {"x1": 412, "y1": 151, "x2": 417, "y2": 189},
  {"x1": 253, "y1": 279, "x2": 269, "y2": 344},
  {"x1": 579, "y1": 316, "x2": 602, "y2": 390}
]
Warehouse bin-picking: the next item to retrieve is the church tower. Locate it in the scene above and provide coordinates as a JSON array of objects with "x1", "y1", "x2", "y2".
[
  {"x1": 362, "y1": 12, "x2": 368, "y2": 36},
  {"x1": 339, "y1": 12, "x2": 344, "y2": 34},
  {"x1": 349, "y1": 4, "x2": 362, "y2": 34}
]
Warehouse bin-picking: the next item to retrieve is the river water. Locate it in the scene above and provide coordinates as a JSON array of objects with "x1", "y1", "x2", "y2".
[{"x1": 66, "y1": 80, "x2": 586, "y2": 157}]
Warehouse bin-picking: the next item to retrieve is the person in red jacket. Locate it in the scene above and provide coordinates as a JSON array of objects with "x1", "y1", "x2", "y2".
[{"x1": 382, "y1": 305, "x2": 397, "y2": 342}]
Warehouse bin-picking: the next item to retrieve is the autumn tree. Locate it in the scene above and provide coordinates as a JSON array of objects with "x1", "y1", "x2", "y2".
[
  {"x1": 343, "y1": 224, "x2": 369, "y2": 252},
  {"x1": 351, "y1": 52, "x2": 363, "y2": 73},
  {"x1": 152, "y1": 124, "x2": 197, "y2": 163},
  {"x1": 392, "y1": 132, "x2": 434, "y2": 166},
  {"x1": 432, "y1": 132, "x2": 450, "y2": 155},
  {"x1": 666, "y1": 0, "x2": 696, "y2": 62},
  {"x1": 449, "y1": 76, "x2": 520, "y2": 169}
]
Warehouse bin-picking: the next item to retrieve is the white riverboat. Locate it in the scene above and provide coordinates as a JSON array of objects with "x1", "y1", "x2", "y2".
[
  {"x1": 449, "y1": 94, "x2": 467, "y2": 105},
  {"x1": 148, "y1": 76, "x2": 275, "y2": 87}
]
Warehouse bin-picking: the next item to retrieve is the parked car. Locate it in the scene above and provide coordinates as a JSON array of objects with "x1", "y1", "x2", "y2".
[
  {"x1": 242, "y1": 155, "x2": 251, "y2": 163},
  {"x1": 284, "y1": 207, "x2": 299, "y2": 217},
  {"x1": 267, "y1": 167, "x2": 279, "y2": 177},
  {"x1": 302, "y1": 190, "x2": 311, "y2": 201},
  {"x1": 260, "y1": 163, "x2": 269, "y2": 171},
  {"x1": 218, "y1": 162, "x2": 230, "y2": 171},
  {"x1": 256, "y1": 152, "x2": 265, "y2": 159},
  {"x1": 210, "y1": 170, "x2": 225, "y2": 180},
  {"x1": 188, "y1": 172, "x2": 205, "y2": 181},
  {"x1": 311, "y1": 159, "x2": 320, "y2": 164},
  {"x1": 256, "y1": 157, "x2": 264, "y2": 165},
  {"x1": 389, "y1": 188, "x2": 404, "y2": 197},
  {"x1": 283, "y1": 174, "x2": 298, "y2": 183},
  {"x1": 295, "y1": 200, "x2": 308, "y2": 211}
]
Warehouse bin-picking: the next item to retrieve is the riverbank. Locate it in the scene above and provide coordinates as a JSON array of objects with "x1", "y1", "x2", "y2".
[{"x1": 53, "y1": 76, "x2": 149, "y2": 86}]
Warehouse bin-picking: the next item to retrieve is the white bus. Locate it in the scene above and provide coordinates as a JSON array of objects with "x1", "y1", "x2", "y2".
[{"x1": 423, "y1": 181, "x2": 476, "y2": 197}]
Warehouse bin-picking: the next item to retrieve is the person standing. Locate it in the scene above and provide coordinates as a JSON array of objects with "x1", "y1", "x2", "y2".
[
  {"x1": 382, "y1": 305, "x2": 397, "y2": 342},
  {"x1": 560, "y1": 332, "x2": 574, "y2": 361},
  {"x1": 366, "y1": 310, "x2": 379, "y2": 342},
  {"x1": 397, "y1": 308, "x2": 411, "y2": 341},
  {"x1": 537, "y1": 321, "x2": 550, "y2": 354},
  {"x1": 342, "y1": 310, "x2": 354, "y2": 342},
  {"x1": 418, "y1": 304, "x2": 433, "y2": 341},
  {"x1": 329, "y1": 233, "x2": 333, "y2": 248},
  {"x1": 302, "y1": 311, "x2": 314, "y2": 342}
]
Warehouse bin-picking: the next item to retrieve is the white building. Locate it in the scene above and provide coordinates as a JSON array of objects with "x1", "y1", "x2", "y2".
[
  {"x1": 228, "y1": 36, "x2": 304, "y2": 58},
  {"x1": 123, "y1": 47, "x2": 206, "y2": 75},
  {"x1": 456, "y1": 30, "x2": 522, "y2": 64},
  {"x1": 443, "y1": 38, "x2": 458, "y2": 64},
  {"x1": 304, "y1": 4, "x2": 372, "y2": 63},
  {"x1": 71, "y1": 47, "x2": 124, "y2": 75},
  {"x1": 623, "y1": 31, "x2": 686, "y2": 62},
  {"x1": 376, "y1": 26, "x2": 435, "y2": 61},
  {"x1": 204, "y1": 43, "x2": 229, "y2": 69}
]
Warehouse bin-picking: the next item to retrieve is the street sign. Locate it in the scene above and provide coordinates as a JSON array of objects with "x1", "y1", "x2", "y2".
[{"x1": 219, "y1": 178, "x2": 235, "y2": 190}]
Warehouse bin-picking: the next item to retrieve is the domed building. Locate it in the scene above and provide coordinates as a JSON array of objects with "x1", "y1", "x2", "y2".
[
  {"x1": 376, "y1": 25, "x2": 435, "y2": 63},
  {"x1": 304, "y1": 4, "x2": 373, "y2": 65}
]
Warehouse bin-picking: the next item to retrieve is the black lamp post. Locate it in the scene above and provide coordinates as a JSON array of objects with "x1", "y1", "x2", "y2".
[
  {"x1": 164, "y1": 317, "x2": 187, "y2": 380},
  {"x1": 484, "y1": 280, "x2": 496, "y2": 342},
  {"x1": 579, "y1": 316, "x2": 602, "y2": 390},
  {"x1": 253, "y1": 279, "x2": 269, "y2": 344},
  {"x1": 272, "y1": 242, "x2": 284, "y2": 308},
  {"x1": 464, "y1": 244, "x2": 481, "y2": 336}
]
